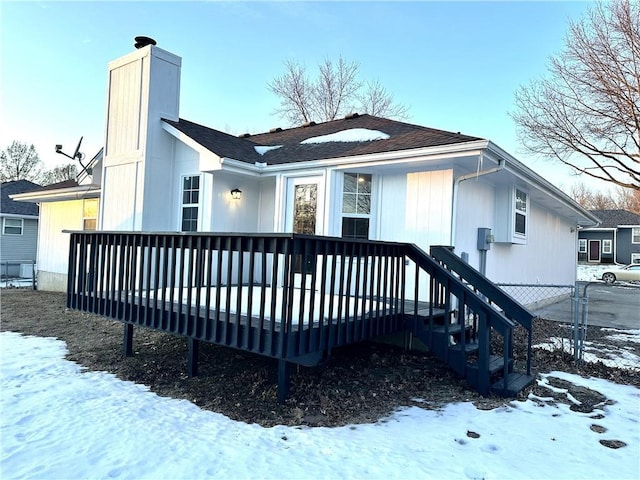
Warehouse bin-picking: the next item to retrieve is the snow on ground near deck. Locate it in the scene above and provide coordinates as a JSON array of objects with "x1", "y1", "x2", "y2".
[
  {"x1": 2, "y1": 332, "x2": 639, "y2": 480},
  {"x1": 535, "y1": 329, "x2": 640, "y2": 371}
]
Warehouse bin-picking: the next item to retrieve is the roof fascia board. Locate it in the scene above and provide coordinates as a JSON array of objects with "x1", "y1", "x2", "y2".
[
  {"x1": 10, "y1": 186, "x2": 101, "y2": 203},
  {"x1": 487, "y1": 141, "x2": 600, "y2": 226}
]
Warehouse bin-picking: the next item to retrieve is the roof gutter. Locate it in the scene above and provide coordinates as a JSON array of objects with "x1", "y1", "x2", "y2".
[
  {"x1": 10, "y1": 185, "x2": 101, "y2": 203},
  {"x1": 450, "y1": 153, "x2": 505, "y2": 245}
]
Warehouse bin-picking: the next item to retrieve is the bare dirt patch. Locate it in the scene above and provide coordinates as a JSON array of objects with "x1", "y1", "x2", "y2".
[{"x1": 1, "y1": 290, "x2": 637, "y2": 427}]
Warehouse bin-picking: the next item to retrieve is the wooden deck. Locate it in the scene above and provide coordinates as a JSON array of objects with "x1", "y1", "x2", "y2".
[{"x1": 66, "y1": 232, "x2": 535, "y2": 402}]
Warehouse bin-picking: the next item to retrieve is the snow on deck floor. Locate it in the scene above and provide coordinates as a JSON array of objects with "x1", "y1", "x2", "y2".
[
  {"x1": 1, "y1": 331, "x2": 639, "y2": 480},
  {"x1": 145, "y1": 286, "x2": 388, "y2": 324}
]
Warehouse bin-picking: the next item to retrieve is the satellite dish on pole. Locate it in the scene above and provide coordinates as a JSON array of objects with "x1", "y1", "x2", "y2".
[{"x1": 54, "y1": 136, "x2": 88, "y2": 170}]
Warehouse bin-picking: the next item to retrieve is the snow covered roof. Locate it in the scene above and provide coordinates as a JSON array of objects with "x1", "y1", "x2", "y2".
[{"x1": 163, "y1": 114, "x2": 482, "y2": 166}]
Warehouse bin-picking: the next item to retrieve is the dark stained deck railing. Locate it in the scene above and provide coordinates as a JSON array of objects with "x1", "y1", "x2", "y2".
[{"x1": 67, "y1": 232, "x2": 533, "y2": 401}]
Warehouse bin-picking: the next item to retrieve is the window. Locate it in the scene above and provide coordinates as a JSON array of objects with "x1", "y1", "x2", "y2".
[
  {"x1": 2, "y1": 218, "x2": 23, "y2": 235},
  {"x1": 83, "y1": 198, "x2": 99, "y2": 231},
  {"x1": 633, "y1": 227, "x2": 640, "y2": 244},
  {"x1": 342, "y1": 173, "x2": 371, "y2": 239},
  {"x1": 632, "y1": 253, "x2": 640, "y2": 264},
  {"x1": 181, "y1": 175, "x2": 200, "y2": 232},
  {"x1": 578, "y1": 239, "x2": 587, "y2": 253},
  {"x1": 514, "y1": 189, "x2": 527, "y2": 237},
  {"x1": 602, "y1": 239, "x2": 612, "y2": 254}
]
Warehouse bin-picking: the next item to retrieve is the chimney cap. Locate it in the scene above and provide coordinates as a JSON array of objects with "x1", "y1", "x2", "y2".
[{"x1": 134, "y1": 36, "x2": 157, "y2": 49}]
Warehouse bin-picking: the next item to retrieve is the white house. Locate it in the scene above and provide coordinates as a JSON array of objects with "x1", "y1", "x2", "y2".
[
  {"x1": 14, "y1": 40, "x2": 598, "y2": 292},
  {"x1": 10, "y1": 151, "x2": 102, "y2": 291}
]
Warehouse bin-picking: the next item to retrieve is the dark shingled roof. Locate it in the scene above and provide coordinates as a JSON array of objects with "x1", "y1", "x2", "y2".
[
  {"x1": 1, "y1": 180, "x2": 41, "y2": 216},
  {"x1": 589, "y1": 209, "x2": 640, "y2": 228},
  {"x1": 164, "y1": 114, "x2": 483, "y2": 165}
]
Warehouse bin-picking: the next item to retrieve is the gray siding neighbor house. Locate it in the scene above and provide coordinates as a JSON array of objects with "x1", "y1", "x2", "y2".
[
  {"x1": 1, "y1": 180, "x2": 41, "y2": 278},
  {"x1": 578, "y1": 209, "x2": 640, "y2": 264}
]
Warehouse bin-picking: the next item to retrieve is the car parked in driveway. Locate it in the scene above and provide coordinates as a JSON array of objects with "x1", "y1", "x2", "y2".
[{"x1": 601, "y1": 264, "x2": 640, "y2": 283}]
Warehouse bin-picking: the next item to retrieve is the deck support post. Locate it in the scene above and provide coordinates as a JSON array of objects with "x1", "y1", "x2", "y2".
[
  {"x1": 188, "y1": 338, "x2": 200, "y2": 377},
  {"x1": 277, "y1": 359, "x2": 291, "y2": 404},
  {"x1": 123, "y1": 324, "x2": 133, "y2": 357}
]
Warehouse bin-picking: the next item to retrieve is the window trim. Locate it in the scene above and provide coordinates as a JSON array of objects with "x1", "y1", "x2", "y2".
[
  {"x1": 341, "y1": 172, "x2": 373, "y2": 240},
  {"x1": 602, "y1": 239, "x2": 612, "y2": 254},
  {"x1": 632, "y1": 227, "x2": 640, "y2": 244},
  {"x1": 578, "y1": 239, "x2": 587, "y2": 253},
  {"x1": 180, "y1": 174, "x2": 201, "y2": 232},
  {"x1": 513, "y1": 188, "x2": 528, "y2": 239},
  {"x1": 2, "y1": 217, "x2": 23, "y2": 235},
  {"x1": 83, "y1": 198, "x2": 99, "y2": 231}
]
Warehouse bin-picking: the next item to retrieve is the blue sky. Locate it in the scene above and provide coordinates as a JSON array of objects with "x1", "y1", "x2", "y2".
[{"x1": 1, "y1": 1, "x2": 605, "y2": 191}]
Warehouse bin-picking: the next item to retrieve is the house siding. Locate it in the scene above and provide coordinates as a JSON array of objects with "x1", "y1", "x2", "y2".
[
  {"x1": 0, "y1": 217, "x2": 38, "y2": 277},
  {"x1": 616, "y1": 227, "x2": 640, "y2": 264},
  {"x1": 578, "y1": 230, "x2": 615, "y2": 264},
  {"x1": 37, "y1": 201, "x2": 84, "y2": 291},
  {"x1": 455, "y1": 178, "x2": 577, "y2": 285},
  {"x1": 378, "y1": 170, "x2": 453, "y2": 248}
]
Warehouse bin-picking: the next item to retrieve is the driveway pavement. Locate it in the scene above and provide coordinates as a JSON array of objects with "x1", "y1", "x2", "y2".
[{"x1": 531, "y1": 281, "x2": 640, "y2": 330}]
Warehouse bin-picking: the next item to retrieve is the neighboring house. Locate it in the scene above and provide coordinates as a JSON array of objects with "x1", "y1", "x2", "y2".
[
  {"x1": 10, "y1": 151, "x2": 102, "y2": 291},
  {"x1": 1, "y1": 180, "x2": 41, "y2": 278},
  {"x1": 578, "y1": 209, "x2": 640, "y2": 265},
  {"x1": 13, "y1": 42, "x2": 598, "y2": 293}
]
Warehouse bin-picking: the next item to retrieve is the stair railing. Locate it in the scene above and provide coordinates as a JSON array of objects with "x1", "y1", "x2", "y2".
[
  {"x1": 429, "y1": 246, "x2": 534, "y2": 378},
  {"x1": 403, "y1": 244, "x2": 517, "y2": 395}
]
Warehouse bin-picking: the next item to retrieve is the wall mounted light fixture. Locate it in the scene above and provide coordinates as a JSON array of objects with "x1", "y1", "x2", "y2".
[{"x1": 230, "y1": 188, "x2": 242, "y2": 200}]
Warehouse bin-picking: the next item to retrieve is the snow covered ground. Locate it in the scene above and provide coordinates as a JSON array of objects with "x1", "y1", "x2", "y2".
[
  {"x1": 2, "y1": 331, "x2": 639, "y2": 480},
  {"x1": 577, "y1": 263, "x2": 624, "y2": 282}
]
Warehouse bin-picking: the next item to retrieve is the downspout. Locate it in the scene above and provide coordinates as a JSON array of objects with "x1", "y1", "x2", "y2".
[{"x1": 450, "y1": 155, "x2": 505, "y2": 246}]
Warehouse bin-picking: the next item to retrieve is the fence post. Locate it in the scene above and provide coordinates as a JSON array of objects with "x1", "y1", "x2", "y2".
[{"x1": 573, "y1": 283, "x2": 580, "y2": 362}]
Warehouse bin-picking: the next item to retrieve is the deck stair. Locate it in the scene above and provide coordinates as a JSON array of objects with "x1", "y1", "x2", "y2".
[{"x1": 405, "y1": 245, "x2": 536, "y2": 396}]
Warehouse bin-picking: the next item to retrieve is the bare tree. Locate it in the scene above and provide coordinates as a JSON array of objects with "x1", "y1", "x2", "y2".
[
  {"x1": 357, "y1": 80, "x2": 409, "y2": 119},
  {"x1": 569, "y1": 181, "x2": 640, "y2": 213},
  {"x1": 269, "y1": 57, "x2": 409, "y2": 125},
  {"x1": 512, "y1": 0, "x2": 640, "y2": 190},
  {"x1": 41, "y1": 163, "x2": 78, "y2": 186},
  {"x1": 615, "y1": 186, "x2": 640, "y2": 213},
  {"x1": 0, "y1": 141, "x2": 43, "y2": 182}
]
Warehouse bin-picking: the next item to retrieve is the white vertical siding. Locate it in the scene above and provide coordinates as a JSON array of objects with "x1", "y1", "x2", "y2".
[
  {"x1": 455, "y1": 179, "x2": 577, "y2": 284},
  {"x1": 101, "y1": 46, "x2": 181, "y2": 233},
  {"x1": 37, "y1": 201, "x2": 84, "y2": 291},
  {"x1": 210, "y1": 174, "x2": 262, "y2": 233},
  {"x1": 379, "y1": 170, "x2": 453, "y2": 250},
  {"x1": 101, "y1": 163, "x2": 140, "y2": 230},
  {"x1": 258, "y1": 178, "x2": 276, "y2": 233},
  {"x1": 105, "y1": 59, "x2": 142, "y2": 156}
]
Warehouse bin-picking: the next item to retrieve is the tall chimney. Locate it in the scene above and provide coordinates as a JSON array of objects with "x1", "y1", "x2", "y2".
[{"x1": 100, "y1": 40, "x2": 181, "y2": 231}]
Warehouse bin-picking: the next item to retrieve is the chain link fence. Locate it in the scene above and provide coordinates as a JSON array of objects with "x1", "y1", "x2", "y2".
[{"x1": 497, "y1": 282, "x2": 640, "y2": 376}]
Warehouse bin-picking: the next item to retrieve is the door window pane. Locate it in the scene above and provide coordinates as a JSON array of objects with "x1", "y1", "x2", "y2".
[{"x1": 293, "y1": 184, "x2": 317, "y2": 234}]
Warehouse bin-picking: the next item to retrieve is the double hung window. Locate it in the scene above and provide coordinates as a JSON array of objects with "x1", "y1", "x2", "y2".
[
  {"x1": 342, "y1": 173, "x2": 372, "y2": 239},
  {"x1": 181, "y1": 175, "x2": 200, "y2": 232}
]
